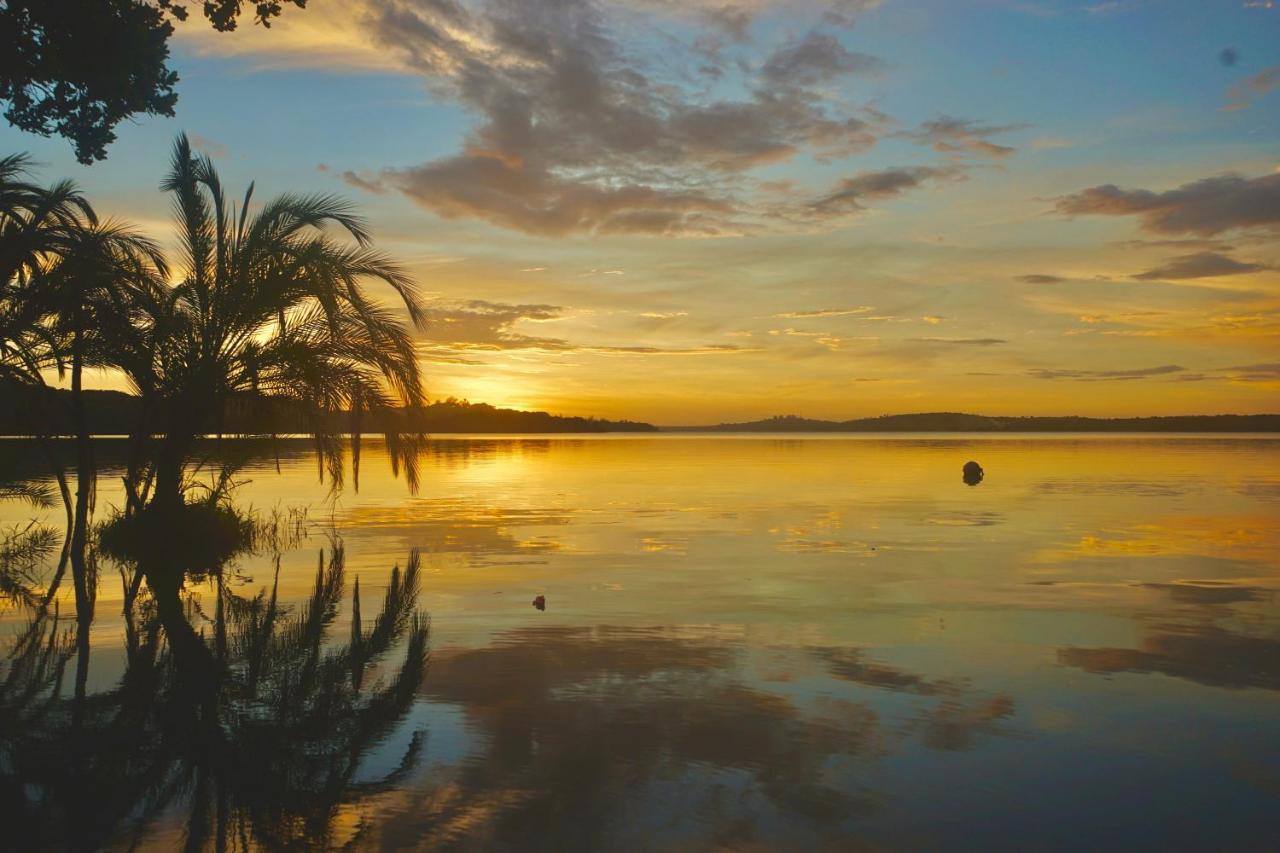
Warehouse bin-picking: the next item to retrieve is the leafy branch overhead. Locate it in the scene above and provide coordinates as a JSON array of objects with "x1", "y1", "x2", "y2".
[{"x1": 0, "y1": 0, "x2": 306, "y2": 164}]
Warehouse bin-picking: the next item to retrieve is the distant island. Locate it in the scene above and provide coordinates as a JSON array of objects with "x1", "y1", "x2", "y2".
[
  {"x1": 666, "y1": 413, "x2": 1280, "y2": 432},
  {"x1": 0, "y1": 387, "x2": 657, "y2": 435}
]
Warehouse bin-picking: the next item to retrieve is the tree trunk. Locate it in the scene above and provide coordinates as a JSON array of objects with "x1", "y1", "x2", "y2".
[{"x1": 69, "y1": 324, "x2": 94, "y2": 689}]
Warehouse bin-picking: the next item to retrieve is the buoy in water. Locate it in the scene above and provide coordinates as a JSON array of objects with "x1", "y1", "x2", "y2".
[
  {"x1": 532, "y1": 595, "x2": 546, "y2": 611},
  {"x1": 963, "y1": 460, "x2": 984, "y2": 486}
]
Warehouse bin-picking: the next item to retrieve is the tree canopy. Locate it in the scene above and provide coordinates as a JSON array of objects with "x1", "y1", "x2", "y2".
[{"x1": 0, "y1": 0, "x2": 305, "y2": 164}]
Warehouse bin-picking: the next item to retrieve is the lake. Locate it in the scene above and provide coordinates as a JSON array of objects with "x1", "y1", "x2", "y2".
[{"x1": 2, "y1": 435, "x2": 1278, "y2": 850}]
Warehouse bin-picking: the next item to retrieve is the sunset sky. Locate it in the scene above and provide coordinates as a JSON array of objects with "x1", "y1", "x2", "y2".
[{"x1": 3, "y1": 0, "x2": 1277, "y2": 423}]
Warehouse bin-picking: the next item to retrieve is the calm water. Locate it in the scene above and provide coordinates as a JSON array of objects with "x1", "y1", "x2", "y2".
[{"x1": 2, "y1": 435, "x2": 1278, "y2": 850}]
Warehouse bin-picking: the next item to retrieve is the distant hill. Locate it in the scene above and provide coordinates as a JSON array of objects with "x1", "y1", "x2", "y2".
[
  {"x1": 668, "y1": 412, "x2": 1280, "y2": 432},
  {"x1": 0, "y1": 386, "x2": 657, "y2": 435}
]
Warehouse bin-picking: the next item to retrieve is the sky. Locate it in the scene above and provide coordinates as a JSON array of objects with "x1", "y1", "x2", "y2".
[{"x1": 3, "y1": 0, "x2": 1278, "y2": 424}]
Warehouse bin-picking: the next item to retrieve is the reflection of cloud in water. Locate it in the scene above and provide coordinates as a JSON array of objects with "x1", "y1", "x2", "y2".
[
  {"x1": 812, "y1": 647, "x2": 951, "y2": 695},
  {"x1": 924, "y1": 511, "x2": 1004, "y2": 527},
  {"x1": 1142, "y1": 581, "x2": 1270, "y2": 605},
  {"x1": 1030, "y1": 516, "x2": 1280, "y2": 575},
  {"x1": 917, "y1": 695, "x2": 1017, "y2": 751},
  {"x1": 365, "y1": 626, "x2": 1018, "y2": 849},
  {"x1": 1034, "y1": 479, "x2": 1192, "y2": 498},
  {"x1": 339, "y1": 500, "x2": 571, "y2": 565},
  {"x1": 1059, "y1": 623, "x2": 1280, "y2": 691}
]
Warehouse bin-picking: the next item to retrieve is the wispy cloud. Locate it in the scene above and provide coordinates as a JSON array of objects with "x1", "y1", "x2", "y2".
[
  {"x1": 1029, "y1": 365, "x2": 1186, "y2": 381},
  {"x1": 774, "y1": 306, "x2": 874, "y2": 318},
  {"x1": 808, "y1": 166, "x2": 961, "y2": 216},
  {"x1": 902, "y1": 116, "x2": 1023, "y2": 160},
  {"x1": 1222, "y1": 64, "x2": 1280, "y2": 111},
  {"x1": 911, "y1": 337, "x2": 1008, "y2": 346}
]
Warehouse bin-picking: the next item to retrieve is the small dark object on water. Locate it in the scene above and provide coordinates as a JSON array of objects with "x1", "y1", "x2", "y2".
[
  {"x1": 963, "y1": 460, "x2": 984, "y2": 486},
  {"x1": 532, "y1": 595, "x2": 546, "y2": 611}
]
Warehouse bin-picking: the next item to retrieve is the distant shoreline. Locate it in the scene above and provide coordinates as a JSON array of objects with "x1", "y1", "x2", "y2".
[
  {"x1": 1, "y1": 387, "x2": 1276, "y2": 435},
  {"x1": 662, "y1": 413, "x2": 1280, "y2": 433}
]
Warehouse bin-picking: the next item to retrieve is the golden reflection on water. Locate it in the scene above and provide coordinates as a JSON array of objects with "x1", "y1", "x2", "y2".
[{"x1": 1, "y1": 436, "x2": 1278, "y2": 849}]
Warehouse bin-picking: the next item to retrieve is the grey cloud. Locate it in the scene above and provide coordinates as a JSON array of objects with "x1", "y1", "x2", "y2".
[
  {"x1": 904, "y1": 116, "x2": 1022, "y2": 159},
  {"x1": 378, "y1": 155, "x2": 734, "y2": 237},
  {"x1": 823, "y1": 0, "x2": 883, "y2": 28},
  {"x1": 1055, "y1": 172, "x2": 1280, "y2": 236},
  {"x1": 352, "y1": 0, "x2": 900, "y2": 236},
  {"x1": 809, "y1": 166, "x2": 958, "y2": 214},
  {"x1": 1016, "y1": 273, "x2": 1066, "y2": 284},
  {"x1": 1133, "y1": 251, "x2": 1269, "y2": 280},
  {"x1": 1028, "y1": 365, "x2": 1186, "y2": 381},
  {"x1": 761, "y1": 31, "x2": 883, "y2": 87}
]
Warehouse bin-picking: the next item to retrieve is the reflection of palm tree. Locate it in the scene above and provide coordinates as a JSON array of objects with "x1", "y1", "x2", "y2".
[
  {"x1": 0, "y1": 154, "x2": 95, "y2": 611},
  {"x1": 128, "y1": 134, "x2": 428, "y2": 513},
  {"x1": 2, "y1": 155, "x2": 163, "y2": 694},
  {"x1": 0, "y1": 544, "x2": 429, "y2": 851}
]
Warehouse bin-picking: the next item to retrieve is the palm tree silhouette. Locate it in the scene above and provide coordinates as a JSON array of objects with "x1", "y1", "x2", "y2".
[{"x1": 126, "y1": 134, "x2": 429, "y2": 514}]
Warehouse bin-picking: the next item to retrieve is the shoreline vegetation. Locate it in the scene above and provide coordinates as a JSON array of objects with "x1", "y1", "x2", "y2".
[{"x1": 2, "y1": 386, "x2": 1276, "y2": 435}]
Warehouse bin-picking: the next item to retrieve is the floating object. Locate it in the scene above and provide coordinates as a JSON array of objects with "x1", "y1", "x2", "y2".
[
  {"x1": 962, "y1": 460, "x2": 984, "y2": 486},
  {"x1": 532, "y1": 595, "x2": 546, "y2": 611}
]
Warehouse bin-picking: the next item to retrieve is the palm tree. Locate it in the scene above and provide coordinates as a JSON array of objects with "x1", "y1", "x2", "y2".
[
  {"x1": 3, "y1": 153, "x2": 169, "y2": 703},
  {"x1": 0, "y1": 152, "x2": 90, "y2": 505},
  {"x1": 128, "y1": 134, "x2": 429, "y2": 513},
  {"x1": 27, "y1": 224, "x2": 168, "y2": 636},
  {"x1": 0, "y1": 154, "x2": 94, "y2": 613}
]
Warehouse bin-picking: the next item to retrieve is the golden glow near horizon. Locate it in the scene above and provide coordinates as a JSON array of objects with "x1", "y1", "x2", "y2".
[{"x1": 12, "y1": 0, "x2": 1280, "y2": 423}]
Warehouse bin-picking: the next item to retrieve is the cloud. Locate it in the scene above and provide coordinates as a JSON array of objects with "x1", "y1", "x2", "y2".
[
  {"x1": 1055, "y1": 172, "x2": 1280, "y2": 236},
  {"x1": 1016, "y1": 273, "x2": 1067, "y2": 284},
  {"x1": 188, "y1": 133, "x2": 228, "y2": 158},
  {"x1": 424, "y1": 299, "x2": 568, "y2": 350},
  {"x1": 1218, "y1": 362, "x2": 1280, "y2": 382},
  {"x1": 370, "y1": 155, "x2": 735, "y2": 237},
  {"x1": 1133, "y1": 251, "x2": 1269, "y2": 280},
  {"x1": 1028, "y1": 365, "x2": 1186, "y2": 381},
  {"x1": 760, "y1": 31, "x2": 883, "y2": 87},
  {"x1": 348, "y1": 0, "x2": 902, "y2": 236},
  {"x1": 422, "y1": 298, "x2": 755, "y2": 356},
  {"x1": 1223, "y1": 64, "x2": 1280, "y2": 111},
  {"x1": 809, "y1": 166, "x2": 959, "y2": 215},
  {"x1": 822, "y1": 0, "x2": 884, "y2": 27},
  {"x1": 911, "y1": 337, "x2": 1007, "y2": 345},
  {"x1": 774, "y1": 306, "x2": 874, "y2": 318},
  {"x1": 903, "y1": 116, "x2": 1022, "y2": 159}
]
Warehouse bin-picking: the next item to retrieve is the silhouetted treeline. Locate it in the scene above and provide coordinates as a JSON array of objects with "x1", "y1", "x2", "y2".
[
  {"x1": 671, "y1": 412, "x2": 1280, "y2": 432},
  {"x1": 0, "y1": 385, "x2": 657, "y2": 435}
]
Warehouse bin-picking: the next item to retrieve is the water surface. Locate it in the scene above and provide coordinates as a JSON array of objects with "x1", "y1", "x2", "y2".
[{"x1": 2, "y1": 435, "x2": 1278, "y2": 850}]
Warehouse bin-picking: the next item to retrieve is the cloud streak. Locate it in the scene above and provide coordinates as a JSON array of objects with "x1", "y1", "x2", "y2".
[
  {"x1": 1029, "y1": 365, "x2": 1187, "y2": 381},
  {"x1": 1133, "y1": 251, "x2": 1269, "y2": 280},
  {"x1": 1056, "y1": 172, "x2": 1280, "y2": 236}
]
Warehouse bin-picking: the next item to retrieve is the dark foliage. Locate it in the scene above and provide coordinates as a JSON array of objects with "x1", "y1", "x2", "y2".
[{"x1": 0, "y1": 0, "x2": 305, "y2": 163}]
